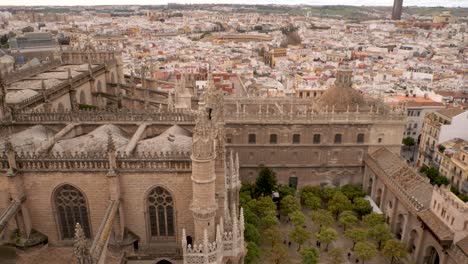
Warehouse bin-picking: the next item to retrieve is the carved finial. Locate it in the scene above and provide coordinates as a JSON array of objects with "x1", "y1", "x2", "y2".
[
  {"x1": 73, "y1": 223, "x2": 91, "y2": 264},
  {"x1": 107, "y1": 131, "x2": 115, "y2": 152}
]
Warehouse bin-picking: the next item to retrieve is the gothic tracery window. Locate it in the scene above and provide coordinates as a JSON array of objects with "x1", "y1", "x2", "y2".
[
  {"x1": 54, "y1": 184, "x2": 91, "y2": 239},
  {"x1": 148, "y1": 186, "x2": 175, "y2": 238}
]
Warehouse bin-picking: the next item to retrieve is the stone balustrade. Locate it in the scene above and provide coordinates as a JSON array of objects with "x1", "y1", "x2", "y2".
[
  {"x1": 11, "y1": 108, "x2": 195, "y2": 123},
  {"x1": 0, "y1": 151, "x2": 192, "y2": 172}
]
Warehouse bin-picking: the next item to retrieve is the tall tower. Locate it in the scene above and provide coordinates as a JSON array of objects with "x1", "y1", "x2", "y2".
[
  {"x1": 190, "y1": 104, "x2": 218, "y2": 244},
  {"x1": 392, "y1": 0, "x2": 403, "y2": 20}
]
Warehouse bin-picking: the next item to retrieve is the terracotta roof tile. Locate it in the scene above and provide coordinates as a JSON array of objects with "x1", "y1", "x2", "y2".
[
  {"x1": 418, "y1": 210, "x2": 454, "y2": 242},
  {"x1": 456, "y1": 235, "x2": 468, "y2": 255}
]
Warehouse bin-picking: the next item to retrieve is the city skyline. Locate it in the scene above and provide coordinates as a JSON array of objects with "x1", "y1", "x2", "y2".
[{"x1": 0, "y1": 0, "x2": 467, "y2": 7}]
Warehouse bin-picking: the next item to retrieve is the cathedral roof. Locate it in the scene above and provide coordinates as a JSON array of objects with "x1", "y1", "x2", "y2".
[
  {"x1": 0, "y1": 125, "x2": 55, "y2": 153},
  {"x1": 135, "y1": 125, "x2": 192, "y2": 154},
  {"x1": 51, "y1": 124, "x2": 129, "y2": 153}
]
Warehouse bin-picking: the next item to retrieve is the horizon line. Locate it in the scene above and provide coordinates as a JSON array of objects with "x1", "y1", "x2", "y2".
[{"x1": 0, "y1": 4, "x2": 466, "y2": 7}]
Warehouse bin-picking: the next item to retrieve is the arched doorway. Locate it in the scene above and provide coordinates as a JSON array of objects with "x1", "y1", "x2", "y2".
[
  {"x1": 376, "y1": 188, "x2": 382, "y2": 207},
  {"x1": 186, "y1": 236, "x2": 192, "y2": 246},
  {"x1": 53, "y1": 184, "x2": 91, "y2": 239},
  {"x1": 367, "y1": 177, "x2": 373, "y2": 195},
  {"x1": 156, "y1": 260, "x2": 172, "y2": 264},
  {"x1": 147, "y1": 186, "x2": 175, "y2": 240},
  {"x1": 408, "y1": 230, "x2": 418, "y2": 254},
  {"x1": 424, "y1": 246, "x2": 440, "y2": 264}
]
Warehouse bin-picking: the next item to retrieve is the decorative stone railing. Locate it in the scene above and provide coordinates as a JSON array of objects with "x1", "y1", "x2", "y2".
[
  {"x1": 11, "y1": 108, "x2": 195, "y2": 123},
  {"x1": 0, "y1": 151, "x2": 192, "y2": 172}
]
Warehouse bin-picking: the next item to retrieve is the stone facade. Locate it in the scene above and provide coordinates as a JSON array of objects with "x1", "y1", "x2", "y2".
[
  {"x1": 0, "y1": 50, "x2": 244, "y2": 264},
  {"x1": 364, "y1": 148, "x2": 468, "y2": 264}
]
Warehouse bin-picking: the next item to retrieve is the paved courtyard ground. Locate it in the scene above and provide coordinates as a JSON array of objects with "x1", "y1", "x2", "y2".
[{"x1": 260, "y1": 208, "x2": 397, "y2": 264}]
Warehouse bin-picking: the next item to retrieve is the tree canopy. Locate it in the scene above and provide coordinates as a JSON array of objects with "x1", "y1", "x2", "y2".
[
  {"x1": 300, "y1": 247, "x2": 320, "y2": 264},
  {"x1": 316, "y1": 227, "x2": 338, "y2": 251},
  {"x1": 402, "y1": 137, "x2": 415, "y2": 147},
  {"x1": 353, "y1": 197, "x2": 373, "y2": 217},
  {"x1": 280, "y1": 195, "x2": 300, "y2": 216},
  {"x1": 245, "y1": 223, "x2": 260, "y2": 245},
  {"x1": 247, "y1": 196, "x2": 277, "y2": 218},
  {"x1": 310, "y1": 209, "x2": 334, "y2": 228},
  {"x1": 369, "y1": 224, "x2": 393, "y2": 249},
  {"x1": 345, "y1": 228, "x2": 368, "y2": 250},
  {"x1": 338, "y1": 211, "x2": 358, "y2": 231},
  {"x1": 340, "y1": 184, "x2": 365, "y2": 201},
  {"x1": 328, "y1": 192, "x2": 353, "y2": 218},
  {"x1": 289, "y1": 225, "x2": 311, "y2": 251},
  {"x1": 245, "y1": 242, "x2": 261, "y2": 264},
  {"x1": 363, "y1": 213, "x2": 385, "y2": 227},
  {"x1": 383, "y1": 240, "x2": 407, "y2": 264},
  {"x1": 255, "y1": 167, "x2": 277, "y2": 197},
  {"x1": 302, "y1": 192, "x2": 322, "y2": 210},
  {"x1": 289, "y1": 210, "x2": 307, "y2": 227},
  {"x1": 354, "y1": 242, "x2": 377, "y2": 264}
]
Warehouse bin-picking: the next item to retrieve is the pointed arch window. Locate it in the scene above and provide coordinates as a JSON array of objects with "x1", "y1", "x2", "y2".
[
  {"x1": 54, "y1": 184, "x2": 91, "y2": 239},
  {"x1": 148, "y1": 186, "x2": 175, "y2": 238}
]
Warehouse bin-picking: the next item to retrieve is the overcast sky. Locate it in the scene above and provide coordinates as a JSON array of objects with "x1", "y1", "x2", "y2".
[{"x1": 1, "y1": 0, "x2": 467, "y2": 7}]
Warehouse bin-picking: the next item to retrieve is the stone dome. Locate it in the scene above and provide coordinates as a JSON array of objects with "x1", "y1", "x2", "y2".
[
  {"x1": 135, "y1": 125, "x2": 192, "y2": 154},
  {"x1": 314, "y1": 68, "x2": 368, "y2": 112}
]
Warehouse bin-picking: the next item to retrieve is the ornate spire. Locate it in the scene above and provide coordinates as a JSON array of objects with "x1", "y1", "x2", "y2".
[
  {"x1": 191, "y1": 107, "x2": 215, "y2": 160},
  {"x1": 73, "y1": 223, "x2": 91, "y2": 264}
]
